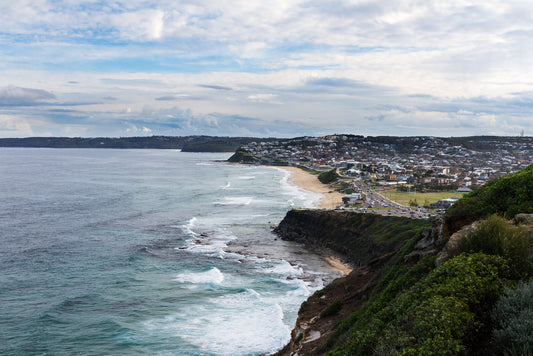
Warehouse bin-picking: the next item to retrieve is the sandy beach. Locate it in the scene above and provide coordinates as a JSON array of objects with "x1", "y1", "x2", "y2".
[
  {"x1": 280, "y1": 166, "x2": 344, "y2": 209},
  {"x1": 325, "y1": 256, "x2": 353, "y2": 276}
]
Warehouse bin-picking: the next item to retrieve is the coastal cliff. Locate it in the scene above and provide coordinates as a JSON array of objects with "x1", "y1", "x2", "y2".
[
  {"x1": 274, "y1": 210, "x2": 429, "y2": 267},
  {"x1": 274, "y1": 164, "x2": 533, "y2": 355}
]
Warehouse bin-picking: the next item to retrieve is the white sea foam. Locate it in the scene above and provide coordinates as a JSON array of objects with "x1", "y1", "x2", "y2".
[
  {"x1": 238, "y1": 175, "x2": 255, "y2": 180},
  {"x1": 174, "y1": 267, "x2": 225, "y2": 285},
  {"x1": 172, "y1": 289, "x2": 292, "y2": 355},
  {"x1": 181, "y1": 217, "x2": 198, "y2": 237},
  {"x1": 177, "y1": 228, "x2": 242, "y2": 260},
  {"x1": 275, "y1": 167, "x2": 324, "y2": 208},
  {"x1": 215, "y1": 196, "x2": 253, "y2": 206},
  {"x1": 261, "y1": 259, "x2": 304, "y2": 278}
]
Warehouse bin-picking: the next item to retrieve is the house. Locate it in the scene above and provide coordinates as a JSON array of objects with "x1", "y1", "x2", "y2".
[
  {"x1": 457, "y1": 186, "x2": 472, "y2": 193},
  {"x1": 430, "y1": 198, "x2": 460, "y2": 209},
  {"x1": 342, "y1": 193, "x2": 363, "y2": 205}
]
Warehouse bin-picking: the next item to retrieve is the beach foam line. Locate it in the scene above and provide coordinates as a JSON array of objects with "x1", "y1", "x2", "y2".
[
  {"x1": 276, "y1": 166, "x2": 344, "y2": 209},
  {"x1": 174, "y1": 267, "x2": 225, "y2": 285}
]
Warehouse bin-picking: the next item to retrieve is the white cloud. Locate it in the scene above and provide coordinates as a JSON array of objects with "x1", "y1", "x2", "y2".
[
  {"x1": 247, "y1": 94, "x2": 279, "y2": 103},
  {"x1": 0, "y1": 86, "x2": 56, "y2": 106},
  {"x1": 0, "y1": 115, "x2": 34, "y2": 136},
  {"x1": 1, "y1": 1, "x2": 533, "y2": 137}
]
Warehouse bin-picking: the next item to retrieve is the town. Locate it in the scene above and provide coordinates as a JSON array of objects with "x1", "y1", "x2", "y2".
[{"x1": 230, "y1": 135, "x2": 533, "y2": 217}]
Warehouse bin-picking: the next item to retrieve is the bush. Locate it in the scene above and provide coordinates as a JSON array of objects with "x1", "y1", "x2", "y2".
[
  {"x1": 446, "y1": 164, "x2": 533, "y2": 223},
  {"x1": 492, "y1": 278, "x2": 533, "y2": 355},
  {"x1": 332, "y1": 253, "x2": 514, "y2": 355},
  {"x1": 321, "y1": 300, "x2": 344, "y2": 318},
  {"x1": 455, "y1": 215, "x2": 533, "y2": 276},
  {"x1": 318, "y1": 169, "x2": 340, "y2": 184}
]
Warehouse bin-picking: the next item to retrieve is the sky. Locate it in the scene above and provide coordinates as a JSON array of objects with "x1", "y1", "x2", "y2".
[{"x1": 1, "y1": 0, "x2": 533, "y2": 138}]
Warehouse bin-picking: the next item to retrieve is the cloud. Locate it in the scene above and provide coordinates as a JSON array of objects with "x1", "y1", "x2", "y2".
[
  {"x1": 155, "y1": 95, "x2": 179, "y2": 101},
  {"x1": 0, "y1": 115, "x2": 34, "y2": 135},
  {"x1": 247, "y1": 93, "x2": 279, "y2": 103},
  {"x1": 307, "y1": 77, "x2": 361, "y2": 87},
  {"x1": 1, "y1": 1, "x2": 533, "y2": 137},
  {"x1": 364, "y1": 114, "x2": 386, "y2": 122},
  {"x1": 198, "y1": 84, "x2": 233, "y2": 91},
  {"x1": 126, "y1": 124, "x2": 153, "y2": 134},
  {"x1": 0, "y1": 86, "x2": 56, "y2": 106}
]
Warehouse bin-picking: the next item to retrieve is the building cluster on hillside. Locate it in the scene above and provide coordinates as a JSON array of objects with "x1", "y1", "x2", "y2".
[{"x1": 240, "y1": 135, "x2": 532, "y2": 192}]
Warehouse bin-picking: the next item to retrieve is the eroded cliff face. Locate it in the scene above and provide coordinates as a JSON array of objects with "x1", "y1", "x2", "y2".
[
  {"x1": 274, "y1": 209, "x2": 533, "y2": 355},
  {"x1": 272, "y1": 210, "x2": 437, "y2": 355},
  {"x1": 274, "y1": 252, "x2": 396, "y2": 356},
  {"x1": 274, "y1": 210, "x2": 429, "y2": 266}
]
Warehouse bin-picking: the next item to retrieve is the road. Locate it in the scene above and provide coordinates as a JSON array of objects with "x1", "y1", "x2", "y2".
[{"x1": 343, "y1": 179, "x2": 433, "y2": 219}]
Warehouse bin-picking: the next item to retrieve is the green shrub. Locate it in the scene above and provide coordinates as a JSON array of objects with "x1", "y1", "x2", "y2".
[
  {"x1": 492, "y1": 278, "x2": 533, "y2": 355},
  {"x1": 456, "y1": 214, "x2": 533, "y2": 276},
  {"x1": 331, "y1": 253, "x2": 515, "y2": 355},
  {"x1": 318, "y1": 169, "x2": 340, "y2": 184},
  {"x1": 321, "y1": 300, "x2": 344, "y2": 318},
  {"x1": 446, "y1": 164, "x2": 533, "y2": 223}
]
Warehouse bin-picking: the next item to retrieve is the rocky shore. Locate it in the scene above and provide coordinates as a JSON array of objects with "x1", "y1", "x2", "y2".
[{"x1": 273, "y1": 210, "x2": 431, "y2": 355}]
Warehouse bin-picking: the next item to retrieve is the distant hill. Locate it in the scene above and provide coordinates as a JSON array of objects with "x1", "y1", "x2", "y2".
[
  {"x1": 181, "y1": 138, "x2": 276, "y2": 152},
  {"x1": 0, "y1": 136, "x2": 271, "y2": 152}
]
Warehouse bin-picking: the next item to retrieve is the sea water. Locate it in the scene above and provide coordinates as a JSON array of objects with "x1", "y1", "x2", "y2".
[{"x1": 0, "y1": 148, "x2": 341, "y2": 356}]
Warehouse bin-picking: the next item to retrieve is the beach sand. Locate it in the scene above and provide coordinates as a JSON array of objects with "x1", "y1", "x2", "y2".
[
  {"x1": 280, "y1": 166, "x2": 344, "y2": 209},
  {"x1": 279, "y1": 167, "x2": 353, "y2": 275},
  {"x1": 325, "y1": 256, "x2": 353, "y2": 276}
]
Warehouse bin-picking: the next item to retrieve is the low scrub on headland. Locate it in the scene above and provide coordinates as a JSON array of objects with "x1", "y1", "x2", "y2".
[
  {"x1": 492, "y1": 278, "x2": 533, "y2": 355},
  {"x1": 283, "y1": 164, "x2": 533, "y2": 355},
  {"x1": 328, "y1": 253, "x2": 517, "y2": 355},
  {"x1": 318, "y1": 168, "x2": 341, "y2": 184},
  {"x1": 454, "y1": 214, "x2": 533, "y2": 276},
  {"x1": 446, "y1": 164, "x2": 533, "y2": 223}
]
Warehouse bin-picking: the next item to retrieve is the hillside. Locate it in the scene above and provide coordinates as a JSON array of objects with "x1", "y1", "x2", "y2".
[
  {"x1": 0, "y1": 135, "x2": 268, "y2": 151},
  {"x1": 275, "y1": 164, "x2": 533, "y2": 355}
]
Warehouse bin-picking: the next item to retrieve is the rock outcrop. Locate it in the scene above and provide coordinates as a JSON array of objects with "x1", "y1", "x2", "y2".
[{"x1": 274, "y1": 210, "x2": 429, "y2": 266}]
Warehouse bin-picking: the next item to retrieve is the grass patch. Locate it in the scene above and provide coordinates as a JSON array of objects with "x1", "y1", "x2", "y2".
[
  {"x1": 321, "y1": 300, "x2": 344, "y2": 318},
  {"x1": 380, "y1": 189, "x2": 465, "y2": 207}
]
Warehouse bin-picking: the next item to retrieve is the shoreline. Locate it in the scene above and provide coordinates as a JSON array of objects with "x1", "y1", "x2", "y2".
[
  {"x1": 279, "y1": 166, "x2": 344, "y2": 210},
  {"x1": 277, "y1": 166, "x2": 353, "y2": 275},
  {"x1": 325, "y1": 256, "x2": 353, "y2": 276},
  {"x1": 228, "y1": 162, "x2": 352, "y2": 276}
]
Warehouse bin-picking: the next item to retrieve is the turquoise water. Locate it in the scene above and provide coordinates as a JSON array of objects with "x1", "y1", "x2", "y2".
[{"x1": 0, "y1": 149, "x2": 340, "y2": 355}]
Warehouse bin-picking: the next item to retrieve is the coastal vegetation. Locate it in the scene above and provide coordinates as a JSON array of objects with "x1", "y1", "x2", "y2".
[
  {"x1": 318, "y1": 169, "x2": 341, "y2": 184},
  {"x1": 446, "y1": 163, "x2": 533, "y2": 222},
  {"x1": 276, "y1": 164, "x2": 533, "y2": 355},
  {"x1": 274, "y1": 210, "x2": 429, "y2": 266},
  {"x1": 226, "y1": 149, "x2": 258, "y2": 163}
]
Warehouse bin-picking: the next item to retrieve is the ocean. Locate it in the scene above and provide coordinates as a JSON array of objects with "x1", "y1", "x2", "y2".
[{"x1": 0, "y1": 148, "x2": 341, "y2": 356}]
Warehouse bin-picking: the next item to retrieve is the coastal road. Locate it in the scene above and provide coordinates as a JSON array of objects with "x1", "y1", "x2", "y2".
[{"x1": 348, "y1": 179, "x2": 429, "y2": 219}]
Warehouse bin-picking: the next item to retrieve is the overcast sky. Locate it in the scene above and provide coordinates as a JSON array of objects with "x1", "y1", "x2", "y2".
[{"x1": 1, "y1": 0, "x2": 532, "y2": 138}]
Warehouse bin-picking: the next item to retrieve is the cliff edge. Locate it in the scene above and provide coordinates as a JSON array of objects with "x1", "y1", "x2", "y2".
[{"x1": 274, "y1": 164, "x2": 533, "y2": 355}]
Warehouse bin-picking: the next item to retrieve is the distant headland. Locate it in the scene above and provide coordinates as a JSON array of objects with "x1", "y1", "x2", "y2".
[{"x1": 0, "y1": 135, "x2": 276, "y2": 152}]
